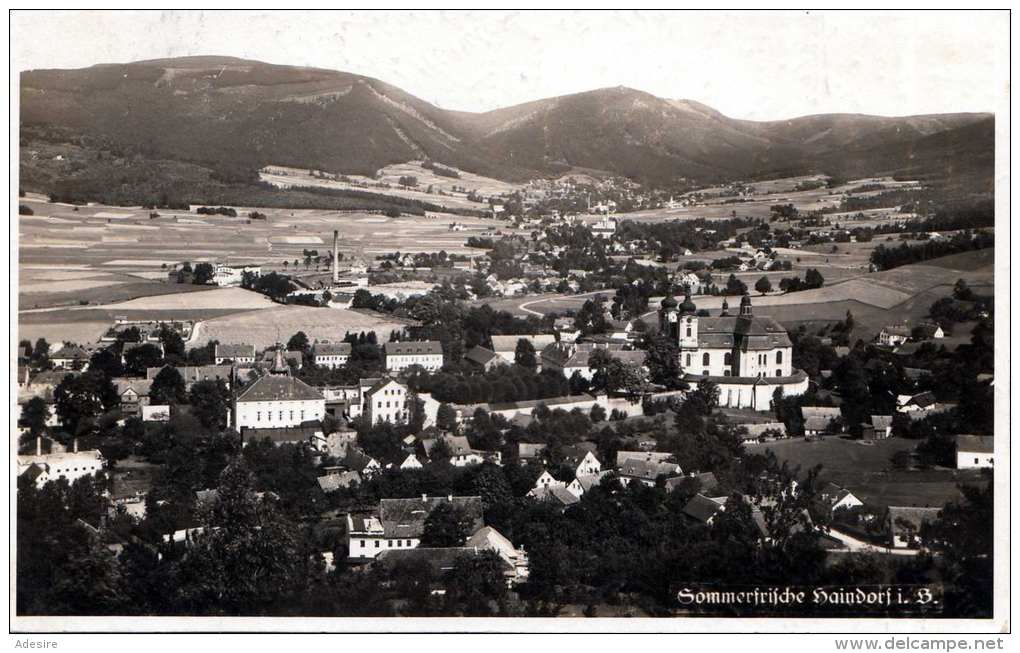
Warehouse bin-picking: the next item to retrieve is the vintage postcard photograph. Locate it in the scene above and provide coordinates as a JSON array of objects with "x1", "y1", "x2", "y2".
[{"x1": 8, "y1": 8, "x2": 1010, "y2": 638}]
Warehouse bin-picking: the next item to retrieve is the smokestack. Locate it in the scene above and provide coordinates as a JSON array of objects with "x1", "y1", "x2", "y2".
[
  {"x1": 36, "y1": 437, "x2": 41, "y2": 456},
  {"x1": 332, "y1": 230, "x2": 340, "y2": 285},
  {"x1": 73, "y1": 438, "x2": 78, "y2": 453}
]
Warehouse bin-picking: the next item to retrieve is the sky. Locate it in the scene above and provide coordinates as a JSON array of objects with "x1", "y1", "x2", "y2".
[{"x1": 12, "y1": 10, "x2": 1008, "y2": 121}]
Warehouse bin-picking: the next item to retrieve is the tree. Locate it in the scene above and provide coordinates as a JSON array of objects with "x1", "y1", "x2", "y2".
[
  {"x1": 804, "y1": 268, "x2": 825, "y2": 289},
  {"x1": 192, "y1": 262, "x2": 215, "y2": 285},
  {"x1": 19, "y1": 396, "x2": 50, "y2": 438},
  {"x1": 87, "y1": 347, "x2": 123, "y2": 379},
  {"x1": 189, "y1": 379, "x2": 231, "y2": 429},
  {"x1": 149, "y1": 367, "x2": 187, "y2": 406},
  {"x1": 419, "y1": 503, "x2": 475, "y2": 547},
  {"x1": 158, "y1": 326, "x2": 186, "y2": 363},
  {"x1": 54, "y1": 372, "x2": 113, "y2": 436},
  {"x1": 436, "y1": 403, "x2": 458, "y2": 432},
  {"x1": 643, "y1": 332, "x2": 686, "y2": 390},
  {"x1": 173, "y1": 459, "x2": 304, "y2": 615},
  {"x1": 286, "y1": 331, "x2": 310, "y2": 355},
  {"x1": 755, "y1": 276, "x2": 773, "y2": 295},
  {"x1": 514, "y1": 338, "x2": 537, "y2": 370},
  {"x1": 725, "y1": 274, "x2": 748, "y2": 295},
  {"x1": 123, "y1": 343, "x2": 163, "y2": 376}
]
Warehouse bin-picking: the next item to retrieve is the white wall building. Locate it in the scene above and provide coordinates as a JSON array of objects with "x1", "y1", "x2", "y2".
[
  {"x1": 955, "y1": 435, "x2": 994, "y2": 469},
  {"x1": 18, "y1": 440, "x2": 105, "y2": 488},
  {"x1": 312, "y1": 342, "x2": 352, "y2": 369},
  {"x1": 384, "y1": 341, "x2": 444, "y2": 372},
  {"x1": 235, "y1": 375, "x2": 325, "y2": 430}
]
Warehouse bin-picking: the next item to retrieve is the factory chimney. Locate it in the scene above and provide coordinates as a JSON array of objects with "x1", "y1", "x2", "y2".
[{"x1": 332, "y1": 230, "x2": 340, "y2": 285}]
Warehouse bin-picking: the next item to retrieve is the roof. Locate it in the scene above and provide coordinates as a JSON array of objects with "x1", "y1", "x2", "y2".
[
  {"x1": 683, "y1": 494, "x2": 726, "y2": 523},
  {"x1": 616, "y1": 450, "x2": 674, "y2": 465},
  {"x1": 341, "y1": 447, "x2": 378, "y2": 472},
  {"x1": 377, "y1": 496, "x2": 484, "y2": 539},
  {"x1": 312, "y1": 342, "x2": 352, "y2": 356},
  {"x1": 517, "y1": 442, "x2": 545, "y2": 459},
  {"x1": 215, "y1": 343, "x2": 255, "y2": 359},
  {"x1": 691, "y1": 314, "x2": 793, "y2": 350},
  {"x1": 113, "y1": 377, "x2": 154, "y2": 397},
  {"x1": 801, "y1": 406, "x2": 842, "y2": 419},
  {"x1": 887, "y1": 506, "x2": 941, "y2": 535},
  {"x1": 956, "y1": 435, "x2": 994, "y2": 454},
  {"x1": 883, "y1": 325, "x2": 912, "y2": 337},
  {"x1": 618, "y1": 458, "x2": 680, "y2": 482},
  {"x1": 51, "y1": 345, "x2": 90, "y2": 359},
  {"x1": 236, "y1": 375, "x2": 324, "y2": 403},
  {"x1": 530, "y1": 485, "x2": 580, "y2": 507},
  {"x1": 317, "y1": 471, "x2": 361, "y2": 493},
  {"x1": 540, "y1": 341, "x2": 633, "y2": 368},
  {"x1": 576, "y1": 470, "x2": 612, "y2": 492},
  {"x1": 146, "y1": 365, "x2": 232, "y2": 383},
  {"x1": 363, "y1": 377, "x2": 406, "y2": 398},
  {"x1": 421, "y1": 435, "x2": 472, "y2": 458},
  {"x1": 871, "y1": 415, "x2": 894, "y2": 429},
  {"x1": 464, "y1": 345, "x2": 500, "y2": 367},
  {"x1": 901, "y1": 391, "x2": 937, "y2": 409},
  {"x1": 740, "y1": 422, "x2": 788, "y2": 439},
  {"x1": 490, "y1": 334, "x2": 557, "y2": 354},
  {"x1": 384, "y1": 341, "x2": 443, "y2": 356}
]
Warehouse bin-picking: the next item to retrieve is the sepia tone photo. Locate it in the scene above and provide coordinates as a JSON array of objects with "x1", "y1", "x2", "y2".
[{"x1": 10, "y1": 9, "x2": 1008, "y2": 633}]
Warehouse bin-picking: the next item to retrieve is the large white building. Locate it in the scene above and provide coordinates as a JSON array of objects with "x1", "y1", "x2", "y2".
[
  {"x1": 234, "y1": 374, "x2": 326, "y2": 430},
  {"x1": 955, "y1": 435, "x2": 994, "y2": 469},
  {"x1": 383, "y1": 341, "x2": 444, "y2": 372},
  {"x1": 18, "y1": 439, "x2": 105, "y2": 488},
  {"x1": 659, "y1": 292, "x2": 807, "y2": 410}
]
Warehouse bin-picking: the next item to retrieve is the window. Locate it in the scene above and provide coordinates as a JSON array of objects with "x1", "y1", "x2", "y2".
[
  {"x1": 686, "y1": 327, "x2": 692, "y2": 337},
  {"x1": 702, "y1": 352, "x2": 710, "y2": 366},
  {"x1": 257, "y1": 411, "x2": 261, "y2": 422},
  {"x1": 776, "y1": 369, "x2": 782, "y2": 377},
  {"x1": 724, "y1": 352, "x2": 732, "y2": 366},
  {"x1": 975, "y1": 457, "x2": 979, "y2": 464},
  {"x1": 278, "y1": 411, "x2": 283, "y2": 421},
  {"x1": 703, "y1": 370, "x2": 709, "y2": 376},
  {"x1": 375, "y1": 540, "x2": 380, "y2": 548},
  {"x1": 360, "y1": 540, "x2": 365, "y2": 548},
  {"x1": 685, "y1": 354, "x2": 691, "y2": 366},
  {"x1": 776, "y1": 350, "x2": 783, "y2": 364},
  {"x1": 289, "y1": 411, "x2": 293, "y2": 421}
]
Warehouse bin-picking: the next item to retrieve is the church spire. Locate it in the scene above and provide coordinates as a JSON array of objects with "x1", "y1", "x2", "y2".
[
  {"x1": 720, "y1": 298, "x2": 730, "y2": 316},
  {"x1": 739, "y1": 294, "x2": 753, "y2": 317}
]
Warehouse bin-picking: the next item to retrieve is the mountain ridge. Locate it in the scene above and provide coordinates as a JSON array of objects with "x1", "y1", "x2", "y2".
[{"x1": 20, "y1": 56, "x2": 994, "y2": 190}]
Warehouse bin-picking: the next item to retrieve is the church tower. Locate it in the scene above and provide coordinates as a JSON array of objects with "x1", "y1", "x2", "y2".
[
  {"x1": 678, "y1": 289, "x2": 699, "y2": 350},
  {"x1": 659, "y1": 293, "x2": 680, "y2": 341},
  {"x1": 739, "y1": 294, "x2": 753, "y2": 317}
]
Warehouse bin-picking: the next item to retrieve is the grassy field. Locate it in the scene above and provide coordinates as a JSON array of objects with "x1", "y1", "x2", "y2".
[
  {"x1": 260, "y1": 161, "x2": 521, "y2": 211},
  {"x1": 189, "y1": 305, "x2": 415, "y2": 348},
  {"x1": 757, "y1": 437, "x2": 985, "y2": 509}
]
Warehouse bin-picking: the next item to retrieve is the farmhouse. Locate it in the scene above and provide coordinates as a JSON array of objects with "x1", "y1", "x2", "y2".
[
  {"x1": 540, "y1": 341, "x2": 644, "y2": 381},
  {"x1": 659, "y1": 292, "x2": 807, "y2": 410},
  {"x1": 463, "y1": 345, "x2": 503, "y2": 371},
  {"x1": 346, "y1": 495, "x2": 484, "y2": 560},
  {"x1": 384, "y1": 340, "x2": 444, "y2": 372},
  {"x1": 374, "y1": 526, "x2": 529, "y2": 585},
  {"x1": 955, "y1": 435, "x2": 994, "y2": 469},
  {"x1": 617, "y1": 459, "x2": 682, "y2": 487},
  {"x1": 50, "y1": 344, "x2": 91, "y2": 370},
  {"x1": 215, "y1": 343, "x2": 256, "y2": 365},
  {"x1": 879, "y1": 325, "x2": 911, "y2": 347},
  {"x1": 683, "y1": 494, "x2": 727, "y2": 525},
  {"x1": 801, "y1": 406, "x2": 843, "y2": 436},
  {"x1": 312, "y1": 341, "x2": 352, "y2": 369},
  {"x1": 819, "y1": 482, "x2": 864, "y2": 515},
  {"x1": 886, "y1": 506, "x2": 941, "y2": 549},
  {"x1": 897, "y1": 391, "x2": 937, "y2": 413},
  {"x1": 234, "y1": 375, "x2": 325, "y2": 430}
]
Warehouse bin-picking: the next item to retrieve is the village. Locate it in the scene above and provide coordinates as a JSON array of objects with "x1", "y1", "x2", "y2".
[{"x1": 15, "y1": 171, "x2": 995, "y2": 616}]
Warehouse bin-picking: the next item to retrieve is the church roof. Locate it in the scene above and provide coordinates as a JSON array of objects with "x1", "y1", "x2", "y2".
[{"x1": 694, "y1": 315, "x2": 792, "y2": 349}]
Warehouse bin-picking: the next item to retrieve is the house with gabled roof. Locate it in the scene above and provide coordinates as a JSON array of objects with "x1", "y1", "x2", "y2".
[
  {"x1": 317, "y1": 470, "x2": 362, "y2": 493},
  {"x1": 491, "y1": 335, "x2": 557, "y2": 366},
  {"x1": 897, "y1": 391, "x2": 937, "y2": 413},
  {"x1": 362, "y1": 377, "x2": 411, "y2": 424},
  {"x1": 464, "y1": 345, "x2": 503, "y2": 371},
  {"x1": 683, "y1": 494, "x2": 727, "y2": 525},
  {"x1": 955, "y1": 435, "x2": 993, "y2": 469},
  {"x1": 346, "y1": 495, "x2": 484, "y2": 560},
  {"x1": 819, "y1": 482, "x2": 864, "y2": 515},
  {"x1": 801, "y1": 406, "x2": 843, "y2": 436},
  {"x1": 617, "y1": 458, "x2": 682, "y2": 487},
  {"x1": 215, "y1": 343, "x2": 256, "y2": 365},
  {"x1": 50, "y1": 344, "x2": 91, "y2": 370}
]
